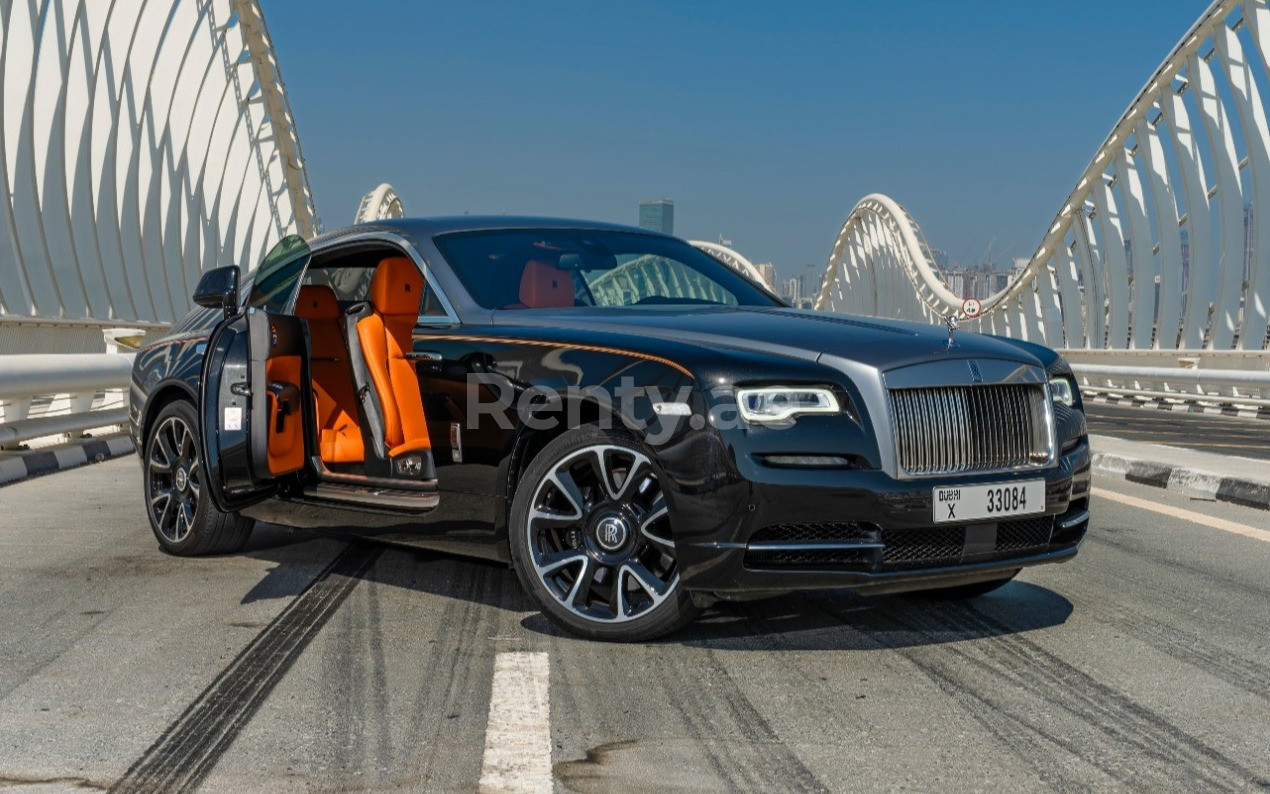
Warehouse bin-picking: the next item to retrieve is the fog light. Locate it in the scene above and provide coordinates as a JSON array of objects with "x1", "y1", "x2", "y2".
[
  {"x1": 397, "y1": 455, "x2": 423, "y2": 476},
  {"x1": 761, "y1": 454, "x2": 855, "y2": 468}
]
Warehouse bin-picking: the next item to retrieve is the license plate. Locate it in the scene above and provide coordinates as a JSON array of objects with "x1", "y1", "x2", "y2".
[{"x1": 932, "y1": 480, "x2": 1044, "y2": 523}]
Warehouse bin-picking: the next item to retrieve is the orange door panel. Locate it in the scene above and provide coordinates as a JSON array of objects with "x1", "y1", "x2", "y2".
[{"x1": 265, "y1": 355, "x2": 305, "y2": 475}]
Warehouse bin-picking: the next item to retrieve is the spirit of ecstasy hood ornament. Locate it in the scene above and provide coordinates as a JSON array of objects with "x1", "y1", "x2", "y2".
[{"x1": 945, "y1": 314, "x2": 960, "y2": 349}]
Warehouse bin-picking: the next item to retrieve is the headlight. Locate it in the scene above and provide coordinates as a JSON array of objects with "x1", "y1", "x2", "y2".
[
  {"x1": 736, "y1": 386, "x2": 840, "y2": 424},
  {"x1": 1048, "y1": 376, "x2": 1075, "y2": 407}
]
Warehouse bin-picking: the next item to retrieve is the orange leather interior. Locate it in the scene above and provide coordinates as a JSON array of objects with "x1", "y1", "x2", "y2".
[
  {"x1": 519, "y1": 259, "x2": 574, "y2": 308},
  {"x1": 295, "y1": 285, "x2": 364, "y2": 463},
  {"x1": 371, "y1": 256, "x2": 426, "y2": 316},
  {"x1": 264, "y1": 355, "x2": 305, "y2": 475},
  {"x1": 357, "y1": 257, "x2": 431, "y2": 457}
]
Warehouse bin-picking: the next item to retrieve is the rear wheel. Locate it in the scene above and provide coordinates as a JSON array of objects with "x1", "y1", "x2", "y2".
[
  {"x1": 143, "y1": 400, "x2": 253, "y2": 556},
  {"x1": 908, "y1": 572, "x2": 1018, "y2": 600},
  {"x1": 509, "y1": 425, "x2": 700, "y2": 642}
]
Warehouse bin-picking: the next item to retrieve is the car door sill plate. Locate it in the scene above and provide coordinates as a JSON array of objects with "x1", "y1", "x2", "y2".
[
  {"x1": 305, "y1": 482, "x2": 439, "y2": 511},
  {"x1": 933, "y1": 480, "x2": 1044, "y2": 523}
]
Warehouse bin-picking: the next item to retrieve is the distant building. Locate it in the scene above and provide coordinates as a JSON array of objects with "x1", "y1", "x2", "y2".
[
  {"x1": 638, "y1": 199, "x2": 674, "y2": 235},
  {"x1": 801, "y1": 264, "x2": 822, "y2": 302},
  {"x1": 755, "y1": 262, "x2": 777, "y2": 290},
  {"x1": 936, "y1": 263, "x2": 1008, "y2": 301},
  {"x1": 782, "y1": 276, "x2": 802, "y2": 306}
]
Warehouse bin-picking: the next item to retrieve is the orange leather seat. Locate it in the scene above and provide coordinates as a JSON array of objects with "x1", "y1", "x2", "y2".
[
  {"x1": 349, "y1": 257, "x2": 432, "y2": 460},
  {"x1": 295, "y1": 285, "x2": 364, "y2": 463},
  {"x1": 518, "y1": 259, "x2": 574, "y2": 308}
]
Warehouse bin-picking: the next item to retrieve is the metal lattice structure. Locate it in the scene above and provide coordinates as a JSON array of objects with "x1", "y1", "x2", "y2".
[
  {"x1": 689, "y1": 240, "x2": 767, "y2": 285},
  {"x1": 816, "y1": 0, "x2": 1270, "y2": 354},
  {"x1": 813, "y1": 194, "x2": 955, "y2": 324},
  {"x1": 0, "y1": 0, "x2": 319, "y2": 334},
  {"x1": 354, "y1": 183, "x2": 405, "y2": 224},
  {"x1": 588, "y1": 255, "x2": 734, "y2": 305}
]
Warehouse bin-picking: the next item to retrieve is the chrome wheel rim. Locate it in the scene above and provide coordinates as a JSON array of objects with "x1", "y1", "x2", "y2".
[
  {"x1": 527, "y1": 444, "x2": 678, "y2": 624},
  {"x1": 146, "y1": 415, "x2": 201, "y2": 544}
]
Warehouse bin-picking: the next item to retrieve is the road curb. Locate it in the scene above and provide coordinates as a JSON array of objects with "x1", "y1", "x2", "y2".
[
  {"x1": 1091, "y1": 450, "x2": 1270, "y2": 511},
  {"x1": 1084, "y1": 391, "x2": 1270, "y2": 421},
  {"x1": 0, "y1": 434, "x2": 135, "y2": 487}
]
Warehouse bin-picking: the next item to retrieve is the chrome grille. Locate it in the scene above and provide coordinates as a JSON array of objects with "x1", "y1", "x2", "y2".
[{"x1": 890, "y1": 384, "x2": 1052, "y2": 476}]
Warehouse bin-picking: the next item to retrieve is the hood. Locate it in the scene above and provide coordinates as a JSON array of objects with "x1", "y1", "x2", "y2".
[{"x1": 495, "y1": 305, "x2": 1041, "y2": 372}]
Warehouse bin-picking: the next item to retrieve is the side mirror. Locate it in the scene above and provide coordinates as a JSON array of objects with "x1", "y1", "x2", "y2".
[{"x1": 193, "y1": 266, "x2": 241, "y2": 315}]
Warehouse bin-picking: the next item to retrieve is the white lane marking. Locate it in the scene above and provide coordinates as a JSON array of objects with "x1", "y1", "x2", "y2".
[
  {"x1": 479, "y1": 651, "x2": 552, "y2": 793},
  {"x1": 1094, "y1": 487, "x2": 1270, "y2": 544}
]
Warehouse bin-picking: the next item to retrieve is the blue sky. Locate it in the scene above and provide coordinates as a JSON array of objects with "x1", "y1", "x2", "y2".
[{"x1": 271, "y1": 1, "x2": 1206, "y2": 278}]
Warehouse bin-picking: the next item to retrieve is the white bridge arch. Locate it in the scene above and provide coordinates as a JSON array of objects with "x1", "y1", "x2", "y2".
[
  {"x1": 688, "y1": 240, "x2": 767, "y2": 284},
  {"x1": 816, "y1": 0, "x2": 1270, "y2": 355},
  {"x1": 354, "y1": 183, "x2": 405, "y2": 223},
  {"x1": 0, "y1": 0, "x2": 318, "y2": 345}
]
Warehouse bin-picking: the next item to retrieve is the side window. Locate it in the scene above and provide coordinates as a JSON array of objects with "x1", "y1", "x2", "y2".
[
  {"x1": 417, "y1": 275, "x2": 449, "y2": 322},
  {"x1": 314, "y1": 267, "x2": 375, "y2": 302},
  {"x1": 247, "y1": 234, "x2": 311, "y2": 312},
  {"x1": 300, "y1": 248, "x2": 452, "y2": 322}
]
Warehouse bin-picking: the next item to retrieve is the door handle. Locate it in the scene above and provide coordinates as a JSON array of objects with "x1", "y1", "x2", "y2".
[
  {"x1": 405, "y1": 351, "x2": 443, "y2": 362},
  {"x1": 267, "y1": 382, "x2": 301, "y2": 433}
]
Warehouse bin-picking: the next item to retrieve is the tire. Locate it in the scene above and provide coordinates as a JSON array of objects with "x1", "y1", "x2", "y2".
[
  {"x1": 142, "y1": 400, "x2": 254, "y2": 556},
  {"x1": 508, "y1": 425, "x2": 701, "y2": 642},
  {"x1": 908, "y1": 571, "x2": 1019, "y2": 600}
]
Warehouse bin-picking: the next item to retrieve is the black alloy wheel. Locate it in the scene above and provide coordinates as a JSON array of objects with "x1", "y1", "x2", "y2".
[
  {"x1": 510, "y1": 426, "x2": 700, "y2": 641},
  {"x1": 142, "y1": 400, "x2": 253, "y2": 556}
]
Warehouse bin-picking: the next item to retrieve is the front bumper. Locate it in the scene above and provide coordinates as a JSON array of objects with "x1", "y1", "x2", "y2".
[{"x1": 671, "y1": 439, "x2": 1091, "y2": 599}]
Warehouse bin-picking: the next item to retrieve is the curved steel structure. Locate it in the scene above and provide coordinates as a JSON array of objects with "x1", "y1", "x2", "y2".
[
  {"x1": 0, "y1": 0, "x2": 318, "y2": 328},
  {"x1": 817, "y1": 0, "x2": 1270, "y2": 354},
  {"x1": 814, "y1": 194, "x2": 958, "y2": 324},
  {"x1": 354, "y1": 183, "x2": 405, "y2": 224},
  {"x1": 588, "y1": 254, "x2": 734, "y2": 305},
  {"x1": 689, "y1": 240, "x2": 767, "y2": 284}
]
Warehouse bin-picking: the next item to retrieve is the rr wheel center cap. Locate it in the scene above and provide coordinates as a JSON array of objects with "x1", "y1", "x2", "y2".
[
  {"x1": 593, "y1": 515, "x2": 630, "y2": 552},
  {"x1": 174, "y1": 467, "x2": 189, "y2": 493}
]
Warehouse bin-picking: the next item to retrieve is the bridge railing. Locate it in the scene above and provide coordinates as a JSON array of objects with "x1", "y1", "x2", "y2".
[
  {"x1": 1067, "y1": 351, "x2": 1270, "y2": 407},
  {"x1": 0, "y1": 355, "x2": 135, "y2": 449}
]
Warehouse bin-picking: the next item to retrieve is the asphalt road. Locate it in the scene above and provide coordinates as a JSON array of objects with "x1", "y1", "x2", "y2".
[
  {"x1": 2, "y1": 458, "x2": 1269, "y2": 792},
  {"x1": 1085, "y1": 401, "x2": 1270, "y2": 460}
]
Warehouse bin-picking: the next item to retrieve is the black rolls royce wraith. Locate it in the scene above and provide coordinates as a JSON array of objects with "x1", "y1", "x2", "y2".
[{"x1": 129, "y1": 217, "x2": 1090, "y2": 641}]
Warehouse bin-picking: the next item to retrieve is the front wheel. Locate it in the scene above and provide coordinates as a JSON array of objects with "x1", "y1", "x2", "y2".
[
  {"x1": 509, "y1": 426, "x2": 701, "y2": 642},
  {"x1": 143, "y1": 400, "x2": 254, "y2": 556}
]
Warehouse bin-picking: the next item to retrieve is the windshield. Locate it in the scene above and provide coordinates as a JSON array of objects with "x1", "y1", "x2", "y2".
[{"x1": 433, "y1": 228, "x2": 780, "y2": 310}]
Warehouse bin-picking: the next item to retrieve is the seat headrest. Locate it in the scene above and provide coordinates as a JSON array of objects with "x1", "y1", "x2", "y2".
[
  {"x1": 370, "y1": 256, "x2": 424, "y2": 317},
  {"x1": 296, "y1": 285, "x2": 341, "y2": 320},
  {"x1": 519, "y1": 259, "x2": 574, "y2": 309}
]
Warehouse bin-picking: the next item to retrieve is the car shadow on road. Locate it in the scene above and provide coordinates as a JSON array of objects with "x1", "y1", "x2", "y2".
[
  {"x1": 234, "y1": 532, "x2": 533, "y2": 610},
  {"x1": 666, "y1": 581, "x2": 1074, "y2": 651},
  {"x1": 232, "y1": 524, "x2": 355, "y2": 604},
  {"x1": 228, "y1": 531, "x2": 1073, "y2": 651}
]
